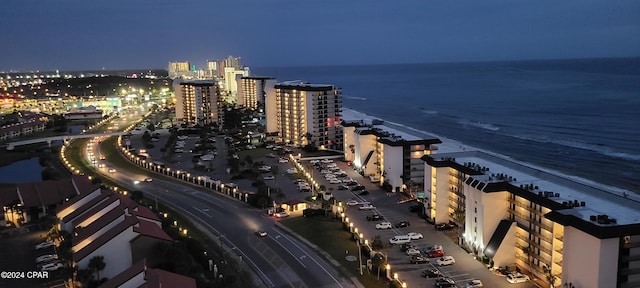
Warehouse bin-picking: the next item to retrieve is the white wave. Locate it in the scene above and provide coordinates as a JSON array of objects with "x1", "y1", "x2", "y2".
[
  {"x1": 421, "y1": 110, "x2": 439, "y2": 115},
  {"x1": 509, "y1": 132, "x2": 640, "y2": 162},
  {"x1": 458, "y1": 119, "x2": 500, "y2": 131},
  {"x1": 344, "y1": 96, "x2": 367, "y2": 100}
]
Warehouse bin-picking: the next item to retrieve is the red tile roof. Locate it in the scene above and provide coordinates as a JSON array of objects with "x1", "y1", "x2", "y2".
[
  {"x1": 97, "y1": 259, "x2": 196, "y2": 288},
  {"x1": 143, "y1": 267, "x2": 196, "y2": 288},
  {"x1": 71, "y1": 193, "x2": 122, "y2": 226},
  {"x1": 133, "y1": 219, "x2": 172, "y2": 242},
  {"x1": 0, "y1": 176, "x2": 100, "y2": 209},
  {"x1": 131, "y1": 206, "x2": 160, "y2": 222},
  {"x1": 60, "y1": 189, "x2": 112, "y2": 223},
  {"x1": 0, "y1": 186, "x2": 21, "y2": 207},
  {"x1": 74, "y1": 215, "x2": 139, "y2": 262},
  {"x1": 73, "y1": 205, "x2": 126, "y2": 244}
]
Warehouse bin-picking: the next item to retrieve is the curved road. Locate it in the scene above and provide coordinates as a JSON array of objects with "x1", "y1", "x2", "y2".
[{"x1": 82, "y1": 124, "x2": 357, "y2": 288}]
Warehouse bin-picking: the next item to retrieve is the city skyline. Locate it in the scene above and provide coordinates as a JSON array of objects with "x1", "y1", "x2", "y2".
[{"x1": 1, "y1": 0, "x2": 639, "y2": 71}]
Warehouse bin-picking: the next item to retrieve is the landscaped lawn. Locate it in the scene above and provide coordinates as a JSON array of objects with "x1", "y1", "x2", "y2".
[{"x1": 281, "y1": 216, "x2": 388, "y2": 288}]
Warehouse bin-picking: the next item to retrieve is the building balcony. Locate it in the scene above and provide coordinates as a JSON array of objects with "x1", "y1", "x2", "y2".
[{"x1": 516, "y1": 235, "x2": 553, "y2": 255}]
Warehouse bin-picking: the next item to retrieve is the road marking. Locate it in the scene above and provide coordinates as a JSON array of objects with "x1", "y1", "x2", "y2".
[{"x1": 192, "y1": 206, "x2": 212, "y2": 218}]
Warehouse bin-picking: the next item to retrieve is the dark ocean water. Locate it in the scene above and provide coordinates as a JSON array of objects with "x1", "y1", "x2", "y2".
[{"x1": 253, "y1": 58, "x2": 640, "y2": 193}]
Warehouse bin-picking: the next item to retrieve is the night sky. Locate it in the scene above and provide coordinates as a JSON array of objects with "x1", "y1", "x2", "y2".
[{"x1": 1, "y1": 0, "x2": 639, "y2": 71}]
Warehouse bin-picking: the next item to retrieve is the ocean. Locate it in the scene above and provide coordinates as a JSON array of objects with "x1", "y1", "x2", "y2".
[{"x1": 253, "y1": 58, "x2": 640, "y2": 194}]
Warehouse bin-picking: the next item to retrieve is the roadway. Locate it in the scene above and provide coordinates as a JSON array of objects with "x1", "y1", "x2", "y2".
[{"x1": 83, "y1": 116, "x2": 358, "y2": 288}]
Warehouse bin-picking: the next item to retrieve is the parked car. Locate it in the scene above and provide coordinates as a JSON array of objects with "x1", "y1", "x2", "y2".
[
  {"x1": 376, "y1": 222, "x2": 393, "y2": 230},
  {"x1": 358, "y1": 204, "x2": 375, "y2": 210},
  {"x1": 35, "y1": 240, "x2": 54, "y2": 250},
  {"x1": 274, "y1": 212, "x2": 289, "y2": 218},
  {"x1": 263, "y1": 175, "x2": 275, "y2": 180},
  {"x1": 278, "y1": 158, "x2": 288, "y2": 163},
  {"x1": 338, "y1": 184, "x2": 349, "y2": 190},
  {"x1": 36, "y1": 254, "x2": 58, "y2": 264},
  {"x1": 435, "y1": 223, "x2": 456, "y2": 231},
  {"x1": 506, "y1": 272, "x2": 531, "y2": 283},
  {"x1": 346, "y1": 200, "x2": 360, "y2": 206},
  {"x1": 427, "y1": 249, "x2": 445, "y2": 258},
  {"x1": 41, "y1": 262, "x2": 64, "y2": 272},
  {"x1": 351, "y1": 185, "x2": 366, "y2": 191},
  {"x1": 399, "y1": 243, "x2": 415, "y2": 252},
  {"x1": 406, "y1": 232, "x2": 423, "y2": 239},
  {"x1": 421, "y1": 268, "x2": 443, "y2": 278},
  {"x1": 435, "y1": 277, "x2": 457, "y2": 288},
  {"x1": 410, "y1": 255, "x2": 429, "y2": 264},
  {"x1": 464, "y1": 279, "x2": 484, "y2": 288},
  {"x1": 406, "y1": 248, "x2": 422, "y2": 256},
  {"x1": 395, "y1": 221, "x2": 410, "y2": 228},
  {"x1": 358, "y1": 190, "x2": 369, "y2": 196},
  {"x1": 436, "y1": 256, "x2": 456, "y2": 266},
  {"x1": 423, "y1": 245, "x2": 444, "y2": 253}
]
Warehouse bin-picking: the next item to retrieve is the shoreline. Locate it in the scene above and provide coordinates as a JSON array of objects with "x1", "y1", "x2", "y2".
[{"x1": 341, "y1": 107, "x2": 638, "y2": 198}]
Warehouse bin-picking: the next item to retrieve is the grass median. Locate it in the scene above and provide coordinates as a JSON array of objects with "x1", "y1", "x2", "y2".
[{"x1": 280, "y1": 216, "x2": 388, "y2": 288}]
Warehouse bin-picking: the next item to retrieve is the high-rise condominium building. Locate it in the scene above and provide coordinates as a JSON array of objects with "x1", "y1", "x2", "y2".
[
  {"x1": 268, "y1": 81, "x2": 343, "y2": 150},
  {"x1": 223, "y1": 55, "x2": 243, "y2": 70},
  {"x1": 238, "y1": 76, "x2": 276, "y2": 110},
  {"x1": 168, "y1": 61, "x2": 194, "y2": 79},
  {"x1": 422, "y1": 150, "x2": 640, "y2": 288},
  {"x1": 173, "y1": 80, "x2": 222, "y2": 127},
  {"x1": 223, "y1": 67, "x2": 250, "y2": 104}
]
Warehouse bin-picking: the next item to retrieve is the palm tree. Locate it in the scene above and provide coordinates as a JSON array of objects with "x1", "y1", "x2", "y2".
[
  {"x1": 522, "y1": 245, "x2": 534, "y2": 278},
  {"x1": 543, "y1": 264, "x2": 557, "y2": 288},
  {"x1": 88, "y1": 256, "x2": 106, "y2": 281},
  {"x1": 271, "y1": 165, "x2": 279, "y2": 185}
]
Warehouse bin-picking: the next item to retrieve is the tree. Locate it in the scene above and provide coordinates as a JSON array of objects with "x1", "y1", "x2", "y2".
[
  {"x1": 522, "y1": 245, "x2": 534, "y2": 278},
  {"x1": 270, "y1": 165, "x2": 279, "y2": 185},
  {"x1": 543, "y1": 264, "x2": 557, "y2": 288},
  {"x1": 371, "y1": 235, "x2": 385, "y2": 251},
  {"x1": 88, "y1": 256, "x2": 106, "y2": 281}
]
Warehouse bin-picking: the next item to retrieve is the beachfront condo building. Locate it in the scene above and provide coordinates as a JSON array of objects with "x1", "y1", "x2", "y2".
[
  {"x1": 173, "y1": 79, "x2": 223, "y2": 128},
  {"x1": 267, "y1": 81, "x2": 343, "y2": 150},
  {"x1": 223, "y1": 67, "x2": 250, "y2": 104},
  {"x1": 422, "y1": 150, "x2": 640, "y2": 288},
  {"x1": 342, "y1": 120, "x2": 441, "y2": 194},
  {"x1": 237, "y1": 76, "x2": 276, "y2": 110},
  {"x1": 168, "y1": 61, "x2": 195, "y2": 79}
]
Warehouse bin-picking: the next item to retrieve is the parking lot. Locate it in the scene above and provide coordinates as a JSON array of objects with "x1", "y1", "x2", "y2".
[
  {"x1": 122, "y1": 123, "x2": 536, "y2": 288},
  {"x1": 0, "y1": 225, "x2": 65, "y2": 288}
]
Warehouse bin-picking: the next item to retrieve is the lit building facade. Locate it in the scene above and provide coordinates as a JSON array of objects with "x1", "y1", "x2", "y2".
[
  {"x1": 174, "y1": 80, "x2": 222, "y2": 127},
  {"x1": 238, "y1": 76, "x2": 276, "y2": 110},
  {"x1": 269, "y1": 82, "x2": 342, "y2": 150},
  {"x1": 167, "y1": 61, "x2": 193, "y2": 79},
  {"x1": 422, "y1": 150, "x2": 640, "y2": 288},
  {"x1": 343, "y1": 120, "x2": 441, "y2": 192},
  {"x1": 223, "y1": 67, "x2": 250, "y2": 103}
]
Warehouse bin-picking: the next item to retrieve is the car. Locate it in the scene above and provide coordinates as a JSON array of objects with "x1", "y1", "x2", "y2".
[
  {"x1": 406, "y1": 248, "x2": 422, "y2": 256},
  {"x1": 329, "y1": 179, "x2": 342, "y2": 184},
  {"x1": 399, "y1": 243, "x2": 415, "y2": 252},
  {"x1": 144, "y1": 177, "x2": 153, "y2": 182},
  {"x1": 427, "y1": 249, "x2": 445, "y2": 258},
  {"x1": 395, "y1": 221, "x2": 410, "y2": 228},
  {"x1": 41, "y1": 262, "x2": 64, "y2": 272},
  {"x1": 436, "y1": 256, "x2": 456, "y2": 266},
  {"x1": 99, "y1": 156, "x2": 106, "y2": 160},
  {"x1": 351, "y1": 185, "x2": 366, "y2": 192},
  {"x1": 421, "y1": 268, "x2": 443, "y2": 278},
  {"x1": 410, "y1": 255, "x2": 429, "y2": 264},
  {"x1": 274, "y1": 212, "x2": 289, "y2": 218},
  {"x1": 256, "y1": 231, "x2": 268, "y2": 237},
  {"x1": 366, "y1": 214, "x2": 384, "y2": 221},
  {"x1": 108, "y1": 168, "x2": 116, "y2": 173},
  {"x1": 35, "y1": 240, "x2": 54, "y2": 250},
  {"x1": 278, "y1": 158, "x2": 289, "y2": 163},
  {"x1": 406, "y1": 232, "x2": 423, "y2": 239},
  {"x1": 36, "y1": 254, "x2": 58, "y2": 263},
  {"x1": 287, "y1": 168, "x2": 298, "y2": 174},
  {"x1": 464, "y1": 279, "x2": 484, "y2": 288},
  {"x1": 423, "y1": 245, "x2": 444, "y2": 253},
  {"x1": 358, "y1": 190, "x2": 369, "y2": 196},
  {"x1": 258, "y1": 166, "x2": 272, "y2": 172},
  {"x1": 346, "y1": 200, "x2": 360, "y2": 206},
  {"x1": 506, "y1": 272, "x2": 531, "y2": 283},
  {"x1": 266, "y1": 153, "x2": 276, "y2": 158},
  {"x1": 376, "y1": 222, "x2": 393, "y2": 229},
  {"x1": 435, "y1": 277, "x2": 457, "y2": 288},
  {"x1": 358, "y1": 204, "x2": 375, "y2": 210},
  {"x1": 435, "y1": 223, "x2": 456, "y2": 231},
  {"x1": 337, "y1": 185, "x2": 349, "y2": 190},
  {"x1": 263, "y1": 175, "x2": 275, "y2": 180}
]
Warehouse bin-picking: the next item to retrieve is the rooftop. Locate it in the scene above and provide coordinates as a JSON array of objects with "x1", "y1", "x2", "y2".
[{"x1": 425, "y1": 150, "x2": 640, "y2": 233}]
